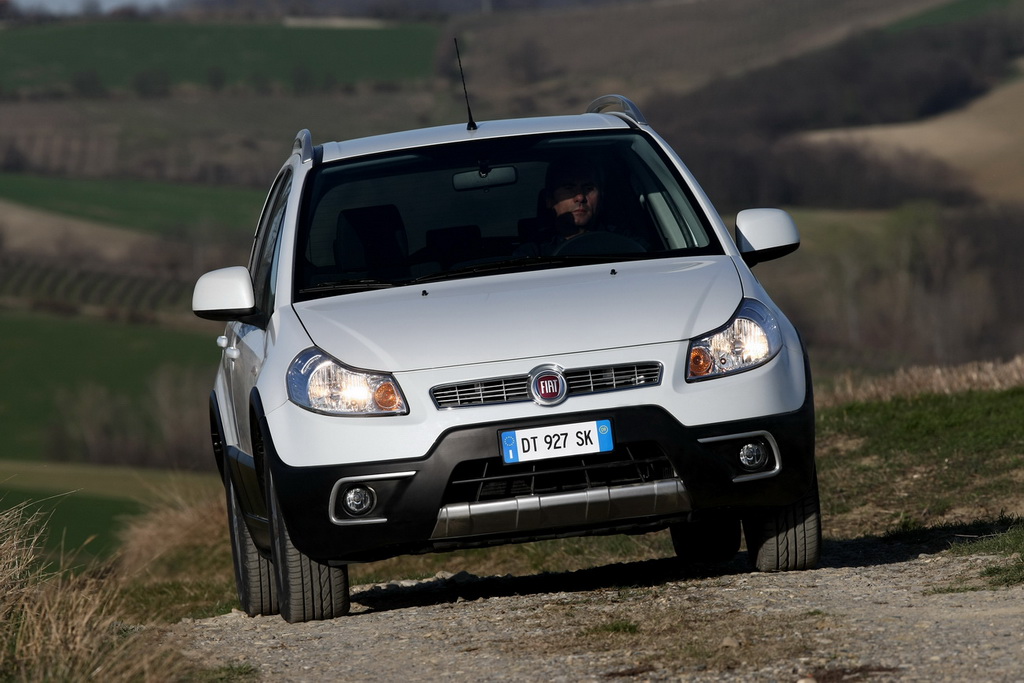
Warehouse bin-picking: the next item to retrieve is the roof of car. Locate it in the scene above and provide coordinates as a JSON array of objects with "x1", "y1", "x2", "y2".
[{"x1": 315, "y1": 111, "x2": 639, "y2": 165}]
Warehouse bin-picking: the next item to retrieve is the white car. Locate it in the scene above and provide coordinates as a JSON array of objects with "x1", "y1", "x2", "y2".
[{"x1": 193, "y1": 95, "x2": 819, "y2": 623}]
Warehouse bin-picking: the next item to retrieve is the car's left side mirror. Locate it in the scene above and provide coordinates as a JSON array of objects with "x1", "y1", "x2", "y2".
[
  {"x1": 192, "y1": 266, "x2": 259, "y2": 322},
  {"x1": 735, "y1": 208, "x2": 800, "y2": 267}
]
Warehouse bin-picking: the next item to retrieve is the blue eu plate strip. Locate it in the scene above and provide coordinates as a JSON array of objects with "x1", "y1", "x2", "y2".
[{"x1": 596, "y1": 419, "x2": 613, "y2": 451}]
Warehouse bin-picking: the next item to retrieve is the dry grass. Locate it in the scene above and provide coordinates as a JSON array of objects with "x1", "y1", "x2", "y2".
[
  {"x1": 816, "y1": 354, "x2": 1024, "y2": 408},
  {"x1": 8, "y1": 574, "x2": 177, "y2": 682},
  {"x1": 114, "y1": 492, "x2": 236, "y2": 624},
  {"x1": 0, "y1": 502, "x2": 43, "y2": 627},
  {"x1": 0, "y1": 502, "x2": 190, "y2": 682},
  {"x1": 116, "y1": 494, "x2": 228, "y2": 581},
  {"x1": 117, "y1": 493, "x2": 227, "y2": 581}
]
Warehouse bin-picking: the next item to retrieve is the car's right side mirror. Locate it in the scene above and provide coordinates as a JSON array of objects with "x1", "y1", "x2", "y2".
[{"x1": 734, "y1": 208, "x2": 801, "y2": 267}]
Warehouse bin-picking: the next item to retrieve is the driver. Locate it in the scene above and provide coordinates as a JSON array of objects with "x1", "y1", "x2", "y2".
[
  {"x1": 516, "y1": 156, "x2": 640, "y2": 257},
  {"x1": 544, "y1": 157, "x2": 604, "y2": 241}
]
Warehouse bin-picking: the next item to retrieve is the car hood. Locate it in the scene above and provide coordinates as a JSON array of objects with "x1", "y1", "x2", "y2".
[{"x1": 292, "y1": 257, "x2": 742, "y2": 372}]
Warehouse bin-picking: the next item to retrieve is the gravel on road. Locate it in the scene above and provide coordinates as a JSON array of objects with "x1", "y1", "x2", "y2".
[{"x1": 173, "y1": 538, "x2": 1024, "y2": 682}]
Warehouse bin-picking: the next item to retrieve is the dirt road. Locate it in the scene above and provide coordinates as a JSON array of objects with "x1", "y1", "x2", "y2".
[{"x1": 174, "y1": 536, "x2": 1024, "y2": 681}]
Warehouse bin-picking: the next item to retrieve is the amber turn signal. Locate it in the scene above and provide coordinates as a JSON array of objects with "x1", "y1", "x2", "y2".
[
  {"x1": 688, "y1": 346, "x2": 714, "y2": 377},
  {"x1": 374, "y1": 381, "x2": 403, "y2": 412}
]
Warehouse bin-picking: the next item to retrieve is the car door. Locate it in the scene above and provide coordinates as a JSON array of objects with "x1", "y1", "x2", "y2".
[{"x1": 228, "y1": 168, "x2": 293, "y2": 460}]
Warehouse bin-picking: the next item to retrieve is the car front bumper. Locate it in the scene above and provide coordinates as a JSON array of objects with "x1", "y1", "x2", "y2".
[{"x1": 264, "y1": 395, "x2": 815, "y2": 564}]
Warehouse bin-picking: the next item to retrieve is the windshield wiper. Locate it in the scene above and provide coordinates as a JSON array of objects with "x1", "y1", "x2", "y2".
[
  {"x1": 410, "y1": 255, "x2": 623, "y2": 284},
  {"x1": 298, "y1": 279, "x2": 396, "y2": 295}
]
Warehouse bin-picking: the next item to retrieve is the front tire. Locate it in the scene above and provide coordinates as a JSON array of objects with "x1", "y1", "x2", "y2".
[
  {"x1": 226, "y1": 477, "x2": 279, "y2": 616},
  {"x1": 267, "y1": 472, "x2": 350, "y2": 623},
  {"x1": 743, "y1": 478, "x2": 821, "y2": 572}
]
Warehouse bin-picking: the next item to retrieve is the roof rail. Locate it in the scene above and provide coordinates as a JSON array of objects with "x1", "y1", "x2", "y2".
[
  {"x1": 585, "y1": 95, "x2": 648, "y2": 125},
  {"x1": 293, "y1": 129, "x2": 314, "y2": 163}
]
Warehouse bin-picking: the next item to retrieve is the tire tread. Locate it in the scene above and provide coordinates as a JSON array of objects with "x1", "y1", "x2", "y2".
[
  {"x1": 227, "y1": 479, "x2": 279, "y2": 616},
  {"x1": 269, "y1": 475, "x2": 350, "y2": 623},
  {"x1": 744, "y1": 480, "x2": 821, "y2": 572}
]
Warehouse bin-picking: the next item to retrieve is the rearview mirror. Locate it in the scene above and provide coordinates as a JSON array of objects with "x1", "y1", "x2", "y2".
[{"x1": 452, "y1": 166, "x2": 517, "y2": 191}]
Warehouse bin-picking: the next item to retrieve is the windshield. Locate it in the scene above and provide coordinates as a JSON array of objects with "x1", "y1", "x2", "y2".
[{"x1": 293, "y1": 131, "x2": 723, "y2": 301}]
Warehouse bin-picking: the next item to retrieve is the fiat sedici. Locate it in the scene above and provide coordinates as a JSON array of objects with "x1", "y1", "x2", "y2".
[{"x1": 193, "y1": 95, "x2": 819, "y2": 623}]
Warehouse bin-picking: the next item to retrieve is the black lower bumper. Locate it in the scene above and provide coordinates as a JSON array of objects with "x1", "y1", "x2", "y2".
[{"x1": 262, "y1": 393, "x2": 815, "y2": 564}]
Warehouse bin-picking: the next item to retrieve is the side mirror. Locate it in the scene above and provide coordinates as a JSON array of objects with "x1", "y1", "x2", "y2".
[
  {"x1": 192, "y1": 266, "x2": 258, "y2": 322},
  {"x1": 735, "y1": 208, "x2": 800, "y2": 266}
]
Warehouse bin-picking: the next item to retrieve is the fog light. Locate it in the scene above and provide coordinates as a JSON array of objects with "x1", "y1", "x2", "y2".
[
  {"x1": 342, "y1": 485, "x2": 376, "y2": 517},
  {"x1": 738, "y1": 442, "x2": 769, "y2": 471}
]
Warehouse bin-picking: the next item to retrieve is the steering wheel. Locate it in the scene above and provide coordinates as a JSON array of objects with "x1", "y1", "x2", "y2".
[{"x1": 552, "y1": 230, "x2": 647, "y2": 256}]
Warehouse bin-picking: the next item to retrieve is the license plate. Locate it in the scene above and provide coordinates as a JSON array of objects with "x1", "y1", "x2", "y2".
[{"x1": 500, "y1": 419, "x2": 613, "y2": 463}]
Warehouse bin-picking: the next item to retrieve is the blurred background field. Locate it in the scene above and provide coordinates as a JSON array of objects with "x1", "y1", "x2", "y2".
[
  {"x1": 2, "y1": 0, "x2": 1024, "y2": 566},
  {"x1": 3, "y1": 6, "x2": 1024, "y2": 679},
  {"x1": 0, "y1": 173, "x2": 263, "y2": 236},
  {"x1": 0, "y1": 21, "x2": 437, "y2": 93}
]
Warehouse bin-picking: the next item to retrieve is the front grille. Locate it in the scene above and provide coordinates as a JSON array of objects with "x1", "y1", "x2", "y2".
[
  {"x1": 431, "y1": 376, "x2": 530, "y2": 408},
  {"x1": 565, "y1": 363, "x2": 662, "y2": 394},
  {"x1": 431, "y1": 362, "x2": 662, "y2": 409},
  {"x1": 440, "y1": 442, "x2": 676, "y2": 506}
]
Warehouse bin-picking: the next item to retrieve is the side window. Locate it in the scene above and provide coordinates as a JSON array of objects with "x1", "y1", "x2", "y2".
[{"x1": 250, "y1": 170, "x2": 293, "y2": 319}]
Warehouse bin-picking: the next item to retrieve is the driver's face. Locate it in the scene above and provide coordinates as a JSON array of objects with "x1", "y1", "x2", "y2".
[{"x1": 548, "y1": 176, "x2": 600, "y2": 227}]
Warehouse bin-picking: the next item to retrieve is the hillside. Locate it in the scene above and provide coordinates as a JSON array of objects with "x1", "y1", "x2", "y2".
[
  {"x1": 0, "y1": 198, "x2": 162, "y2": 260},
  {"x1": 454, "y1": 0, "x2": 957, "y2": 117},
  {"x1": 0, "y1": 0, "x2": 958, "y2": 186},
  {"x1": 800, "y1": 65, "x2": 1024, "y2": 203},
  {"x1": 2, "y1": 0, "x2": 1023, "y2": 498}
]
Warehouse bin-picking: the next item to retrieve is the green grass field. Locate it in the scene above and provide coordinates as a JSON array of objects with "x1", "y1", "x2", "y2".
[
  {"x1": 0, "y1": 309, "x2": 221, "y2": 561},
  {"x1": 0, "y1": 460, "x2": 220, "y2": 502},
  {"x1": 888, "y1": 0, "x2": 1022, "y2": 31},
  {"x1": 0, "y1": 487, "x2": 143, "y2": 560},
  {"x1": 0, "y1": 173, "x2": 264, "y2": 237},
  {"x1": 0, "y1": 460, "x2": 220, "y2": 560},
  {"x1": 0, "y1": 310, "x2": 217, "y2": 461},
  {"x1": 818, "y1": 388, "x2": 1024, "y2": 524},
  {"x1": 0, "y1": 21, "x2": 439, "y2": 93}
]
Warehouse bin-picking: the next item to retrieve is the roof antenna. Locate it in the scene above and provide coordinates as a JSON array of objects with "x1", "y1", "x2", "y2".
[{"x1": 454, "y1": 38, "x2": 477, "y2": 131}]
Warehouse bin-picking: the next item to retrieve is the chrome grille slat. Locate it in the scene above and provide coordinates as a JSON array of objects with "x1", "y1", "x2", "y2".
[
  {"x1": 441, "y1": 444, "x2": 677, "y2": 507},
  {"x1": 431, "y1": 479, "x2": 692, "y2": 541},
  {"x1": 433, "y1": 378, "x2": 530, "y2": 407},
  {"x1": 431, "y1": 362, "x2": 662, "y2": 409},
  {"x1": 448, "y1": 456, "x2": 661, "y2": 488}
]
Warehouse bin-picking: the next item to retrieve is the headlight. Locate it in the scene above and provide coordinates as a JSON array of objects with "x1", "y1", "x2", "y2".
[
  {"x1": 687, "y1": 299, "x2": 782, "y2": 380},
  {"x1": 286, "y1": 348, "x2": 407, "y2": 416}
]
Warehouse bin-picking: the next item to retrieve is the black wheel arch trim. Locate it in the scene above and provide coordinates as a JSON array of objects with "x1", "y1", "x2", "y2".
[
  {"x1": 250, "y1": 387, "x2": 270, "y2": 501},
  {"x1": 208, "y1": 391, "x2": 227, "y2": 481},
  {"x1": 213, "y1": 388, "x2": 276, "y2": 555}
]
